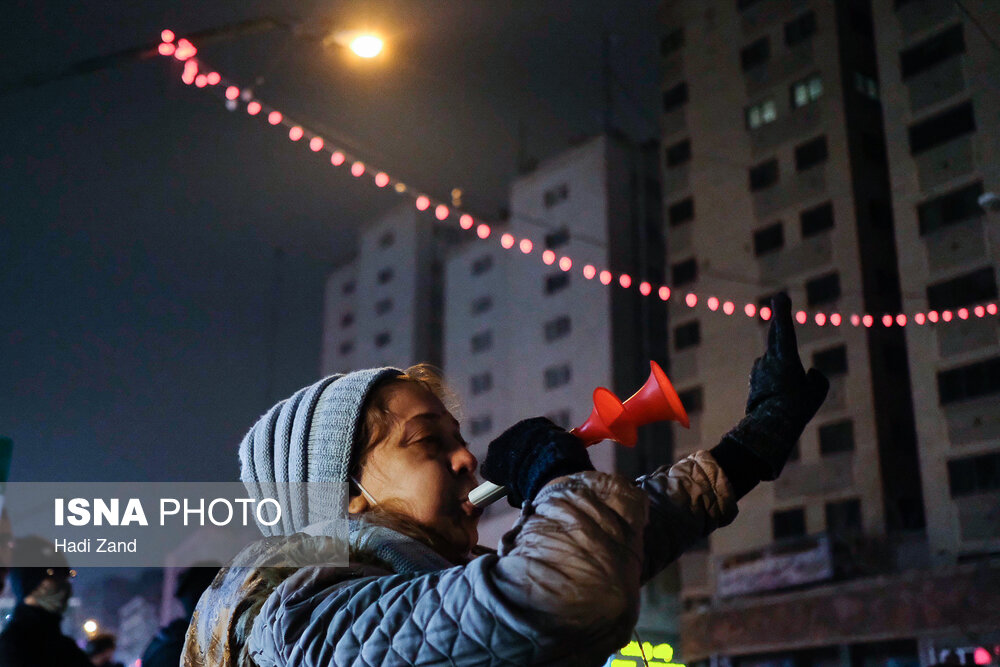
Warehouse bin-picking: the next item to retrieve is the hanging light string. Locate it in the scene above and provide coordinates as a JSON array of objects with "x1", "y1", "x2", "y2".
[{"x1": 157, "y1": 31, "x2": 998, "y2": 329}]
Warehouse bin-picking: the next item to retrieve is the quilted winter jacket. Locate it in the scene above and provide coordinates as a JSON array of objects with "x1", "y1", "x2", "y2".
[{"x1": 183, "y1": 450, "x2": 737, "y2": 666}]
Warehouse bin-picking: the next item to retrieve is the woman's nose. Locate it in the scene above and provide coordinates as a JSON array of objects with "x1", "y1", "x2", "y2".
[{"x1": 452, "y1": 446, "x2": 478, "y2": 476}]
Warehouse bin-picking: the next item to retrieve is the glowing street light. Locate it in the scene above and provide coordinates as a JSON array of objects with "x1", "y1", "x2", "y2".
[
  {"x1": 323, "y1": 30, "x2": 384, "y2": 58},
  {"x1": 83, "y1": 619, "x2": 99, "y2": 634}
]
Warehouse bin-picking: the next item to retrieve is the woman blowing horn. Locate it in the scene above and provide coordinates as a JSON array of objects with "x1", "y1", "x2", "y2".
[{"x1": 184, "y1": 293, "x2": 828, "y2": 666}]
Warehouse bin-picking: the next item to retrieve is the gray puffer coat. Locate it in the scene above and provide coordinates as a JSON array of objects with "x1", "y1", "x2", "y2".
[{"x1": 183, "y1": 451, "x2": 736, "y2": 666}]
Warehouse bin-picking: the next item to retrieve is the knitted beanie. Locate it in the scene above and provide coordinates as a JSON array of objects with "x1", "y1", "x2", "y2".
[{"x1": 238, "y1": 367, "x2": 403, "y2": 536}]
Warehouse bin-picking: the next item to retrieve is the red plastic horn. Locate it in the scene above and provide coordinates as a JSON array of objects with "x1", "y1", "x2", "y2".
[
  {"x1": 571, "y1": 387, "x2": 634, "y2": 446},
  {"x1": 622, "y1": 360, "x2": 690, "y2": 429}
]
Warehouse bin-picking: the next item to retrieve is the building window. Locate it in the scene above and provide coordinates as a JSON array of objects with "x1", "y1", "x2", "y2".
[
  {"x1": 661, "y1": 28, "x2": 684, "y2": 56},
  {"x1": 340, "y1": 312, "x2": 354, "y2": 328},
  {"x1": 784, "y1": 11, "x2": 817, "y2": 46},
  {"x1": 668, "y1": 197, "x2": 695, "y2": 226},
  {"x1": 819, "y1": 419, "x2": 855, "y2": 454},
  {"x1": 471, "y1": 330, "x2": 493, "y2": 354},
  {"x1": 377, "y1": 267, "x2": 394, "y2": 285},
  {"x1": 938, "y1": 356, "x2": 1000, "y2": 405},
  {"x1": 772, "y1": 508, "x2": 807, "y2": 540},
  {"x1": 378, "y1": 231, "x2": 394, "y2": 248},
  {"x1": 374, "y1": 331, "x2": 391, "y2": 348},
  {"x1": 469, "y1": 415, "x2": 493, "y2": 436},
  {"x1": 746, "y1": 98, "x2": 778, "y2": 129},
  {"x1": 545, "y1": 272, "x2": 570, "y2": 294},
  {"x1": 662, "y1": 82, "x2": 689, "y2": 112},
  {"x1": 825, "y1": 499, "x2": 862, "y2": 534},
  {"x1": 374, "y1": 298, "x2": 393, "y2": 316},
  {"x1": 801, "y1": 202, "x2": 834, "y2": 237},
  {"x1": 795, "y1": 135, "x2": 828, "y2": 171},
  {"x1": 471, "y1": 255, "x2": 493, "y2": 276},
  {"x1": 908, "y1": 101, "x2": 975, "y2": 155},
  {"x1": 674, "y1": 321, "x2": 701, "y2": 351},
  {"x1": 753, "y1": 222, "x2": 784, "y2": 256},
  {"x1": 543, "y1": 183, "x2": 569, "y2": 208},
  {"x1": 749, "y1": 159, "x2": 779, "y2": 191},
  {"x1": 900, "y1": 24, "x2": 965, "y2": 79},
  {"x1": 545, "y1": 227, "x2": 570, "y2": 249},
  {"x1": 677, "y1": 387, "x2": 703, "y2": 414},
  {"x1": 544, "y1": 364, "x2": 572, "y2": 390},
  {"x1": 926, "y1": 267, "x2": 998, "y2": 311},
  {"x1": 806, "y1": 272, "x2": 841, "y2": 306},
  {"x1": 546, "y1": 409, "x2": 572, "y2": 429},
  {"x1": 470, "y1": 372, "x2": 493, "y2": 396},
  {"x1": 948, "y1": 451, "x2": 1000, "y2": 497},
  {"x1": 471, "y1": 295, "x2": 493, "y2": 315},
  {"x1": 338, "y1": 340, "x2": 354, "y2": 356},
  {"x1": 342, "y1": 280, "x2": 356, "y2": 295},
  {"x1": 671, "y1": 258, "x2": 698, "y2": 286},
  {"x1": 790, "y1": 74, "x2": 823, "y2": 108},
  {"x1": 741, "y1": 37, "x2": 770, "y2": 71},
  {"x1": 544, "y1": 315, "x2": 572, "y2": 342},
  {"x1": 813, "y1": 345, "x2": 848, "y2": 376},
  {"x1": 918, "y1": 181, "x2": 984, "y2": 235},
  {"x1": 666, "y1": 139, "x2": 692, "y2": 166},
  {"x1": 854, "y1": 72, "x2": 879, "y2": 100}
]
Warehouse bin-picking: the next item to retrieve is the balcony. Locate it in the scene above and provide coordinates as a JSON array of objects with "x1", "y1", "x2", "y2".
[
  {"x1": 907, "y1": 57, "x2": 966, "y2": 115},
  {"x1": 916, "y1": 135, "x2": 976, "y2": 191}
]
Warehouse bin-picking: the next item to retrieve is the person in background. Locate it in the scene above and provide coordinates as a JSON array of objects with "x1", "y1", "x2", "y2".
[
  {"x1": 84, "y1": 633, "x2": 123, "y2": 667},
  {"x1": 141, "y1": 564, "x2": 220, "y2": 667},
  {"x1": 0, "y1": 536, "x2": 92, "y2": 667}
]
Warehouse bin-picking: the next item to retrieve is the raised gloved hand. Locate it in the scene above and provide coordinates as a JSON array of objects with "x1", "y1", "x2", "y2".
[
  {"x1": 481, "y1": 417, "x2": 595, "y2": 508},
  {"x1": 712, "y1": 294, "x2": 829, "y2": 496}
]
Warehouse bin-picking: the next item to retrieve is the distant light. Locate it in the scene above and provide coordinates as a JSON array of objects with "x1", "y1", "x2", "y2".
[
  {"x1": 760, "y1": 306, "x2": 772, "y2": 321},
  {"x1": 350, "y1": 162, "x2": 365, "y2": 177},
  {"x1": 942, "y1": 310, "x2": 953, "y2": 322},
  {"x1": 206, "y1": 72, "x2": 221, "y2": 85},
  {"x1": 658, "y1": 286, "x2": 671, "y2": 301},
  {"x1": 599, "y1": 270, "x2": 612, "y2": 285},
  {"x1": 476, "y1": 224, "x2": 490, "y2": 239},
  {"x1": 542, "y1": 250, "x2": 556, "y2": 265},
  {"x1": 882, "y1": 314, "x2": 893, "y2": 327},
  {"x1": 247, "y1": 101, "x2": 262, "y2": 115},
  {"x1": 722, "y1": 301, "x2": 735, "y2": 315},
  {"x1": 974, "y1": 305, "x2": 985, "y2": 318},
  {"x1": 161, "y1": 29, "x2": 175, "y2": 43},
  {"x1": 309, "y1": 137, "x2": 324, "y2": 152},
  {"x1": 685, "y1": 293, "x2": 697, "y2": 308},
  {"x1": 268, "y1": 111, "x2": 282, "y2": 125},
  {"x1": 707, "y1": 296, "x2": 719, "y2": 311},
  {"x1": 158, "y1": 42, "x2": 176, "y2": 57},
  {"x1": 915, "y1": 313, "x2": 926, "y2": 325},
  {"x1": 436, "y1": 205, "x2": 450, "y2": 221},
  {"x1": 863, "y1": 314, "x2": 874, "y2": 327},
  {"x1": 896, "y1": 314, "x2": 907, "y2": 327},
  {"x1": 288, "y1": 126, "x2": 304, "y2": 141},
  {"x1": 500, "y1": 234, "x2": 515, "y2": 250},
  {"x1": 639, "y1": 281, "x2": 651, "y2": 296},
  {"x1": 815, "y1": 313, "x2": 826, "y2": 326},
  {"x1": 830, "y1": 313, "x2": 842, "y2": 326},
  {"x1": 459, "y1": 214, "x2": 473, "y2": 229},
  {"x1": 987, "y1": 303, "x2": 998, "y2": 316},
  {"x1": 850, "y1": 314, "x2": 861, "y2": 327},
  {"x1": 194, "y1": 74, "x2": 208, "y2": 88},
  {"x1": 174, "y1": 38, "x2": 196, "y2": 60},
  {"x1": 350, "y1": 35, "x2": 384, "y2": 58},
  {"x1": 331, "y1": 151, "x2": 346, "y2": 166},
  {"x1": 583, "y1": 265, "x2": 596, "y2": 280},
  {"x1": 619, "y1": 274, "x2": 632, "y2": 289},
  {"x1": 393, "y1": 182, "x2": 407, "y2": 193},
  {"x1": 973, "y1": 648, "x2": 991, "y2": 666},
  {"x1": 225, "y1": 86, "x2": 240, "y2": 100},
  {"x1": 415, "y1": 195, "x2": 430, "y2": 211},
  {"x1": 745, "y1": 303, "x2": 757, "y2": 318},
  {"x1": 559, "y1": 257, "x2": 572, "y2": 272},
  {"x1": 83, "y1": 620, "x2": 98, "y2": 634},
  {"x1": 375, "y1": 172, "x2": 390, "y2": 188},
  {"x1": 796, "y1": 310, "x2": 807, "y2": 324},
  {"x1": 958, "y1": 307, "x2": 969, "y2": 320}
]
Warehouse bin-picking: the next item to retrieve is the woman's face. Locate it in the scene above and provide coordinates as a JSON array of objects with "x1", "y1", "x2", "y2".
[{"x1": 354, "y1": 383, "x2": 481, "y2": 560}]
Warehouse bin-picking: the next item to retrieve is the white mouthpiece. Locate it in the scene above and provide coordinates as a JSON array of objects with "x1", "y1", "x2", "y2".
[{"x1": 468, "y1": 481, "x2": 508, "y2": 507}]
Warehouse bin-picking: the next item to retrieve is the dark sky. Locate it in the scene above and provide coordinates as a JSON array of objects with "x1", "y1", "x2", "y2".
[{"x1": 1, "y1": 0, "x2": 661, "y2": 483}]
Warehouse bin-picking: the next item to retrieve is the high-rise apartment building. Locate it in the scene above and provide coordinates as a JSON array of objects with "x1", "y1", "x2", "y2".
[{"x1": 658, "y1": 0, "x2": 999, "y2": 665}]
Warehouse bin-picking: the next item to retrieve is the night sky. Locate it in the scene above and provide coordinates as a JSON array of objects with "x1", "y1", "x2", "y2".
[{"x1": 1, "y1": 1, "x2": 661, "y2": 483}]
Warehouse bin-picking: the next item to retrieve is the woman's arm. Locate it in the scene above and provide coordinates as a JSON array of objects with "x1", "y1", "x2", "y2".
[{"x1": 248, "y1": 472, "x2": 647, "y2": 667}]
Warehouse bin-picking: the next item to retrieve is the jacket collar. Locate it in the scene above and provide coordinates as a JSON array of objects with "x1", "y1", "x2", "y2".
[{"x1": 301, "y1": 517, "x2": 454, "y2": 574}]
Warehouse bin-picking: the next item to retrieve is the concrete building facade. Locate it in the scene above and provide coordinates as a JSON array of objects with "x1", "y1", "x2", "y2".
[{"x1": 657, "y1": 0, "x2": 1000, "y2": 665}]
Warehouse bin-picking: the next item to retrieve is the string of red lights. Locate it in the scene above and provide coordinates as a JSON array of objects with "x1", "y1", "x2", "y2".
[{"x1": 158, "y1": 30, "x2": 999, "y2": 329}]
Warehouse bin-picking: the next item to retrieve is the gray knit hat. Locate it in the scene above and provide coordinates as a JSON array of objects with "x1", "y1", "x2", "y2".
[{"x1": 238, "y1": 367, "x2": 403, "y2": 536}]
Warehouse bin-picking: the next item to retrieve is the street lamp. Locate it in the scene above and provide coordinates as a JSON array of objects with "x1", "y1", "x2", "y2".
[
  {"x1": 322, "y1": 30, "x2": 384, "y2": 58},
  {"x1": 83, "y1": 619, "x2": 99, "y2": 635}
]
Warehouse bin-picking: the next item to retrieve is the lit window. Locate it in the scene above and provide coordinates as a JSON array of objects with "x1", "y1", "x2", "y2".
[
  {"x1": 790, "y1": 74, "x2": 823, "y2": 108},
  {"x1": 853, "y1": 72, "x2": 879, "y2": 100},
  {"x1": 746, "y1": 99, "x2": 777, "y2": 129}
]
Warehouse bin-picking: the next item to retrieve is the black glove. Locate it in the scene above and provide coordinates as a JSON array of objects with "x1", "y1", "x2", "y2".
[
  {"x1": 481, "y1": 417, "x2": 595, "y2": 508},
  {"x1": 711, "y1": 294, "x2": 829, "y2": 497}
]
